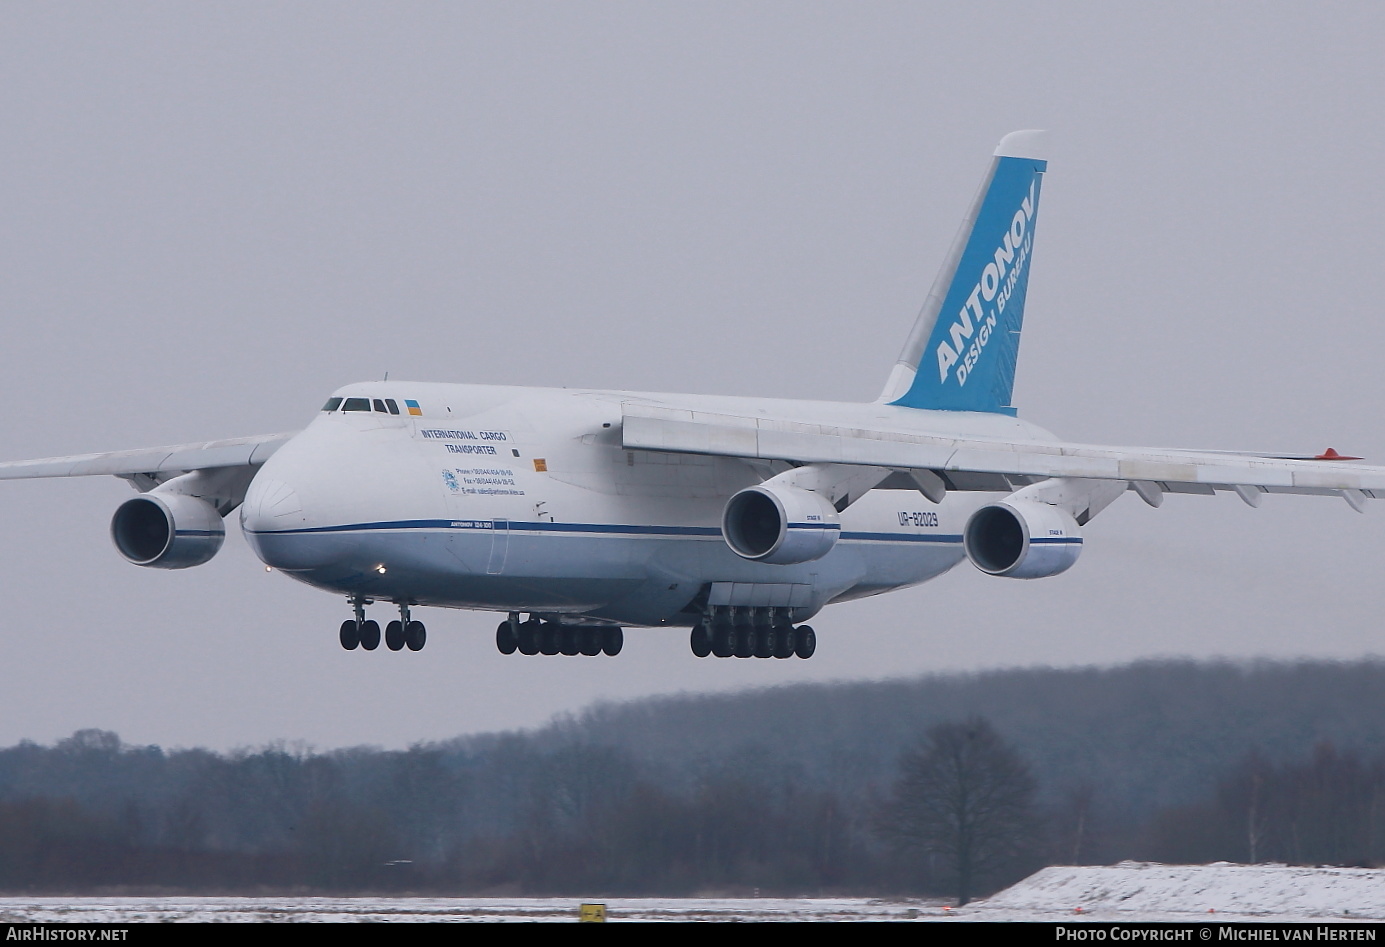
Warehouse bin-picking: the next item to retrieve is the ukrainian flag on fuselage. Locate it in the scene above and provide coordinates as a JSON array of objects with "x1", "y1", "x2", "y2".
[
  {"x1": 890, "y1": 148, "x2": 1045, "y2": 415},
  {"x1": 405, "y1": 399, "x2": 423, "y2": 417}
]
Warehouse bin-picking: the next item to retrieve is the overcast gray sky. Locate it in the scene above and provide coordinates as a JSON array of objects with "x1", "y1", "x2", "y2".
[{"x1": 2, "y1": 2, "x2": 1383, "y2": 751}]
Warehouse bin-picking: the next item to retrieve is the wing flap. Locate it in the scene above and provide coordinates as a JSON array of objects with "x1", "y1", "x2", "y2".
[{"x1": 621, "y1": 405, "x2": 1385, "y2": 499}]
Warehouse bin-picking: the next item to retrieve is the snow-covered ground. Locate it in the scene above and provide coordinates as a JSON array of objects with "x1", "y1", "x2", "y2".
[
  {"x1": 0, "y1": 864, "x2": 1380, "y2": 922},
  {"x1": 0, "y1": 897, "x2": 926, "y2": 923},
  {"x1": 976, "y1": 862, "x2": 1385, "y2": 922}
]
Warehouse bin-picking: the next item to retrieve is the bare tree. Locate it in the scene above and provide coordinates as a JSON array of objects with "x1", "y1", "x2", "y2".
[{"x1": 880, "y1": 717, "x2": 1038, "y2": 905}]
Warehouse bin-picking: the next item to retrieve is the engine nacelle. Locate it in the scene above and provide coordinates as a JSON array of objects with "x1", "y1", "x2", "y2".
[
  {"x1": 963, "y1": 499, "x2": 1082, "y2": 579},
  {"x1": 111, "y1": 493, "x2": 225, "y2": 569},
  {"x1": 721, "y1": 484, "x2": 840, "y2": 565}
]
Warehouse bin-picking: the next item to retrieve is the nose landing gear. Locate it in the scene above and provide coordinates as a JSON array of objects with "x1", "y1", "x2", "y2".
[{"x1": 340, "y1": 597, "x2": 425, "y2": 653}]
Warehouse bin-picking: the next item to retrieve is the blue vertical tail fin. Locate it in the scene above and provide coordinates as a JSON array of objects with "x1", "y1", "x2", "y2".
[{"x1": 878, "y1": 131, "x2": 1047, "y2": 415}]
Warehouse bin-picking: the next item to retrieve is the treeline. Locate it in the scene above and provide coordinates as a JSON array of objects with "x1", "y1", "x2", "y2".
[
  {"x1": 1147, "y1": 743, "x2": 1385, "y2": 867},
  {"x1": 2, "y1": 659, "x2": 1385, "y2": 895},
  {"x1": 0, "y1": 731, "x2": 884, "y2": 893}
]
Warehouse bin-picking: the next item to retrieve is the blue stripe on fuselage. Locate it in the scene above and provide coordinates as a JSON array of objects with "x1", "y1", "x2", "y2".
[{"x1": 245, "y1": 519, "x2": 962, "y2": 544}]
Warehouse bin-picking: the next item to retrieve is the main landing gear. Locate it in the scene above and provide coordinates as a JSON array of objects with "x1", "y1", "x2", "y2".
[
  {"x1": 689, "y1": 608, "x2": 816, "y2": 659},
  {"x1": 495, "y1": 613, "x2": 623, "y2": 657},
  {"x1": 340, "y1": 598, "x2": 426, "y2": 652}
]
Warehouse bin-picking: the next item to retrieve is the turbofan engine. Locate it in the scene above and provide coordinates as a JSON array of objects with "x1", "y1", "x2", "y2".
[
  {"x1": 111, "y1": 492, "x2": 226, "y2": 569},
  {"x1": 962, "y1": 499, "x2": 1082, "y2": 579},
  {"x1": 721, "y1": 484, "x2": 840, "y2": 565}
]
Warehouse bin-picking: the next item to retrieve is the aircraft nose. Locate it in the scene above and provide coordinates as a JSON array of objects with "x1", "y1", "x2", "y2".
[
  {"x1": 243, "y1": 476, "x2": 303, "y2": 529},
  {"x1": 241, "y1": 475, "x2": 342, "y2": 570}
]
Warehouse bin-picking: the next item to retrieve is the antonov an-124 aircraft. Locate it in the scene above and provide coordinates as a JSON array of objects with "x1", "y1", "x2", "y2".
[{"x1": 4, "y1": 131, "x2": 1380, "y2": 661}]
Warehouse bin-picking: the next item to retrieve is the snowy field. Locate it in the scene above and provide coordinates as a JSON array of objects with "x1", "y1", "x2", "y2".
[
  {"x1": 1, "y1": 864, "x2": 1381, "y2": 922},
  {"x1": 983, "y1": 862, "x2": 1385, "y2": 922},
  {"x1": 3, "y1": 897, "x2": 930, "y2": 923}
]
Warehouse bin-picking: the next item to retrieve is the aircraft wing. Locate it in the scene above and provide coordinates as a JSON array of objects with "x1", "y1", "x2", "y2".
[
  {"x1": 0, "y1": 432, "x2": 296, "y2": 482},
  {"x1": 620, "y1": 405, "x2": 1385, "y2": 509}
]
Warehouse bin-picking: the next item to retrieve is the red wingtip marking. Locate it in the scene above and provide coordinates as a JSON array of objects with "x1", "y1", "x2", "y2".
[{"x1": 1316, "y1": 448, "x2": 1363, "y2": 460}]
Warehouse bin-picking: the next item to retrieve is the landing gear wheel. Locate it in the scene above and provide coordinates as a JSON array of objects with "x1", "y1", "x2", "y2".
[
  {"x1": 753, "y1": 625, "x2": 773, "y2": 659},
  {"x1": 385, "y1": 620, "x2": 406, "y2": 651},
  {"x1": 710, "y1": 619, "x2": 733, "y2": 658},
  {"x1": 339, "y1": 620, "x2": 360, "y2": 651},
  {"x1": 772, "y1": 621, "x2": 794, "y2": 659},
  {"x1": 405, "y1": 621, "x2": 426, "y2": 651},
  {"x1": 559, "y1": 625, "x2": 580, "y2": 656},
  {"x1": 517, "y1": 619, "x2": 541, "y2": 655},
  {"x1": 539, "y1": 622, "x2": 560, "y2": 656},
  {"x1": 690, "y1": 622, "x2": 712, "y2": 658},
  {"x1": 601, "y1": 627, "x2": 623, "y2": 656},
  {"x1": 579, "y1": 627, "x2": 602, "y2": 657},
  {"x1": 359, "y1": 620, "x2": 381, "y2": 651},
  {"x1": 794, "y1": 624, "x2": 816, "y2": 659},
  {"x1": 733, "y1": 623, "x2": 754, "y2": 659},
  {"x1": 496, "y1": 620, "x2": 518, "y2": 655}
]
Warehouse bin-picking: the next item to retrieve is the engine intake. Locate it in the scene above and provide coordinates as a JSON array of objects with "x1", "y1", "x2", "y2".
[
  {"x1": 963, "y1": 499, "x2": 1082, "y2": 579},
  {"x1": 722, "y1": 484, "x2": 840, "y2": 565},
  {"x1": 111, "y1": 493, "x2": 225, "y2": 569}
]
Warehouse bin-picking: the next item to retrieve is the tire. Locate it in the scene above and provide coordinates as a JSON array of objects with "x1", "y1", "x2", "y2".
[
  {"x1": 385, "y1": 620, "x2": 406, "y2": 651},
  {"x1": 794, "y1": 624, "x2": 816, "y2": 659},
  {"x1": 753, "y1": 625, "x2": 773, "y2": 659},
  {"x1": 601, "y1": 627, "x2": 623, "y2": 656},
  {"x1": 733, "y1": 623, "x2": 754, "y2": 659},
  {"x1": 496, "y1": 620, "x2": 518, "y2": 655},
  {"x1": 539, "y1": 622, "x2": 560, "y2": 656},
  {"x1": 690, "y1": 622, "x2": 711, "y2": 658},
  {"x1": 559, "y1": 624, "x2": 580, "y2": 656},
  {"x1": 339, "y1": 620, "x2": 360, "y2": 651},
  {"x1": 772, "y1": 621, "x2": 794, "y2": 659},
  {"x1": 579, "y1": 627, "x2": 602, "y2": 656},
  {"x1": 517, "y1": 619, "x2": 540, "y2": 655},
  {"x1": 359, "y1": 620, "x2": 381, "y2": 651},
  {"x1": 405, "y1": 621, "x2": 426, "y2": 651},
  {"x1": 710, "y1": 619, "x2": 733, "y2": 658}
]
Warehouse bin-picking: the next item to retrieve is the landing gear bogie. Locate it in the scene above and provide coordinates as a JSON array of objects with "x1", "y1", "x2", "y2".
[
  {"x1": 691, "y1": 608, "x2": 817, "y2": 660},
  {"x1": 494, "y1": 615, "x2": 623, "y2": 657}
]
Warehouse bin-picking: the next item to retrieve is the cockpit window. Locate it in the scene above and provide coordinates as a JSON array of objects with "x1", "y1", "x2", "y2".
[{"x1": 327, "y1": 396, "x2": 400, "y2": 414}]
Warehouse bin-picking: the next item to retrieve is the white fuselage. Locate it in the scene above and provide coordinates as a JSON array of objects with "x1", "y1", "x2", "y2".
[{"x1": 240, "y1": 381, "x2": 1061, "y2": 627}]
